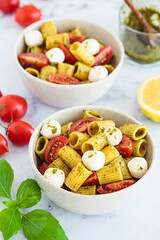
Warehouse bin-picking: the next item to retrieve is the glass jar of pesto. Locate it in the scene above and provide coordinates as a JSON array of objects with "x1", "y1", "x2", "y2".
[{"x1": 119, "y1": 0, "x2": 160, "y2": 65}]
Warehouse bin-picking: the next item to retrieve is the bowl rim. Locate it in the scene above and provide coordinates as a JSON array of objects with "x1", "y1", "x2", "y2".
[
  {"x1": 29, "y1": 105, "x2": 155, "y2": 199},
  {"x1": 14, "y1": 17, "x2": 124, "y2": 89}
]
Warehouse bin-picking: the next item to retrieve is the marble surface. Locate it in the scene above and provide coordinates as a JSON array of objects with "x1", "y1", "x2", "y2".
[{"x1": 0, "y1": 0, "x2": 160, "y2": 239}]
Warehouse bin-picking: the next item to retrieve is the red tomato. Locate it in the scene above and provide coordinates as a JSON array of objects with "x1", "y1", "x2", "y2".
[
  {"x1": 49, "y1": 73, "x2": 80, "y2": 85},
  {"x1": 0, "y1": 91, "x2": 3, "y2": 97},
  {"x1": 45, "y1": 136, "x2": 69, "y2": 165},
  {"x1": 0, "y1": 95, "x2": 27, "y2": 123},
  {"x1": 40, "y1": 162, "x2": 48, "y2": 175},
  {"x1": 15, "y1": 4, "x2": 41, "y2": 27},
  {"x1": 0, "y1": 0, "x2": 19, "y2": 14},
  {"x1": 59, "y1": 44, "x2": 77, "y2": 64},
  {"x1": 7, "y1": 121, "x2": 34, "y2": 146},
  {"x1": 93, "y1": 46, "x2": 113, "y2": 66},
  {"x1": 97, "y1": 180, "x2": 135, "y2": 194},
  {"x1": 115, "y1": 135, "x2": 133, "y2": 158},
  {"x1": 69, "y1": 117, "x2": 98, "y2": 134},
  {"x1": 83, "y1": 172, "x2": 99, "y2": 186},
  {"x1": 0, "y1": 134, "x2": 9, "y2": 156},
  {"x1": 18, "y1": 53, "x2": 48, "y2": 71},
  {"x1": 68, "y1": 34, "x2": 85, "y2": 44}
]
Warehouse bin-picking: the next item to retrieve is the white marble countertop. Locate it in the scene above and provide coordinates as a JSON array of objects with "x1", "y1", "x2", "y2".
[{"x1": 0, "y1": 0, "x2": 160, "y2": 239}]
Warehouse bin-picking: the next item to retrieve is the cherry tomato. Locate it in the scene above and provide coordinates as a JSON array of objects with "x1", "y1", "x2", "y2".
[
  {"x1": 0, "y1": 95, "x2": 27, "y2": 123},
  {"x1": 93, "y1": 46, "x2": 112, "y2": 66},
  {"x1": 0, "y1": 134, "x2": 9, "y2": 156},
  {"x1": 18, "y1": 53, "x2": 48, "y2": 71},
  {"x1": 68, "y1": 33, "x2": 85, "y2": 44},
  {"x1": 0, "y1": 91, "x2": 3, "y2": 97},
  {"x1": 15, "y1": 4, "x2": 41, "y2": 27},
  {"x1": 0, "y1": 0, "x2": 19, "y2": 14},
  {"x1": 115, "y1": 135, "x2": 133, "y2": 158},
  {"x1": 40, "y1": 162, "x2": 48, "y2": 175},
  {"x1": 83, "y1": 172, "x2": 99, "y2": 186},
  {"x1": 59, "y1": 44, "x2": 77, "y2": 65},
  {"x1": 69, "y1": 117, "x2": 98, "y2": 134},
  {"x1": 45, "y1": 136, "x2": 69, "y2": 165},
  {"x1": 49, "y1": 73, "x2": 80, "y2": 85},
  {"x1": 97, "y1": 180, "x2": 135, "y2": 194},
  {"x1": 7, "y1": 121, "x2": 34, "y2": 146}
]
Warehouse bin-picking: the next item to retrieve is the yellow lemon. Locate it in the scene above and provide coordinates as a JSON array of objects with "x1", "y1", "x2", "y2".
[{"x1": 138, "y1": 74, "x2": 160, "y2": 123}]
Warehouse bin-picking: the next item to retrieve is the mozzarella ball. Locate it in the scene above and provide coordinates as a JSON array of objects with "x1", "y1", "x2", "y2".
[
  {"x1": 104, "y1": 127, "x2": 122, "y2": 146},
  {"x1": 40, "y1": 120, "x2": 61, "y2": 139},
  {"x1": 128, "y1": 157, "x2": 148, "y2": 179},
  {"x1": 82, "y1": 38, "x2": 100, "y2": 55},
  {"x1": 46, "y1": 48, "x2": 65, "y2": 65},
  {"x1": 25, "y1": 30, "x2": 43, "y2": 47},
  {"x1": 89, "y1": 66, "x2": 108, "y2": 82},
  {"x1": 44, "y1": 168, "x2": 65, "y2": 187},
  {"x1": 82, "y1": 150, "x2": 105, "y2": 171}
]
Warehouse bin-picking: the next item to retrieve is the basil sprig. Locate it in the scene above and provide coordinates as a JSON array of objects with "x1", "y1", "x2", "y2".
[{"x1": 0, "y1": 159, "x2": 68, "y2": 240}]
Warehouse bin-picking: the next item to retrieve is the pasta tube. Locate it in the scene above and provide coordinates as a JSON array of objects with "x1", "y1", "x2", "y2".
[
  {"x1": 119, "y1": 123, "x2": 147, "y2": 140},
  {"x1": 124, "y1": 156, "x2": 134, "y2": 165},
  {"x1": 26, "y1": 68, "x2": 39, "y2": 78},
  {"x1": 132, "y1": 139, "x2": 147, "y2": 157},
  {"x1": 65, "y1": 162, "x2": 92, "y2": 191},
  {"x1": 35, "y1": 136, "x2": 49, "y2": 161},
  {"x1": 81, "y1": 132, "x2": 108, "y2": 153},
  {"x1": 40, "y1": 21, "x2": 57, "y2": 40},
  {"x1": 46, "y1": 33, "x2": 69, "y2": 49},
  {"x1": 61, "y1": 122, "x2": 73, "y2": 137},
  {"x1": 48, "y1": 157, "x2": 71, "y2": 177},
  {"x1": 69, "y1": 132, "x2": 90, "y2": 150},
  {"x1": 70, "y1": 42, "x2": 95, "y2": 66},
  {"x1": 80, "y1": 80, "x2": 91, "y2": 84},
  {"x1": 40, "y1": 65, "x2": 57, "y2": 81},
  {"x1": 111, "y1": 156, "x2": 132, "y2": 179},
  {"x1": 83, "y1": 109, "x2": 103, "y2": 120},
  {"x1": 72, "y1": 185, "x2": 96, "y2": 195},
  {"x1": 101, "y1": 145, "x2": 120, "y2": 165},
  {"x1": 97, "y1": 162, "x2": 123, "y2": 185},
  {"x1": 70, "y1": 27, "x2": 83, "y2": 36},
  {"x1": 27, "y1": 46, "x2": 43, "y2": 53},
  {"x1": 58, "y1": 146, "x2": 82, "y2": 169},
  {"x1": 88, "y1": 120, "x2": 115, "y2": 136},
  {"x1": 73, "y1": 62, "x2": 91, "y2": 80},
  {"x1": 58, "y1": 63, "x2": 75, "y2": 76},
  {"x1": 103, "y1": 64, "x2": 115, "y2": 74}
]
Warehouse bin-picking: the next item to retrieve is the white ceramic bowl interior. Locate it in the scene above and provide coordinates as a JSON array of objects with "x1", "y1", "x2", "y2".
[
  {"x1": 29, "y1": 105, "x2": 155, "y2": 215},
  {"x1": 15, "y1": 18, "x2": 124, "y2": 108}
]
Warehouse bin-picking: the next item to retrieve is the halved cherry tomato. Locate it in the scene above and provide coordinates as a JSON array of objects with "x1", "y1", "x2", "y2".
[
  {"x1": 0, "y1": 95, "x2": 27, "y2": 123},
  {"x1": 15, "y1": 4, "x2": 41, "y2": 27},
  {"x1": 97, "y1": 180, "x2": 135, "y2": 194},
  {"x1": 18, "y1": 53, "x2": 48, "y2": 71},
  {"x1": 115, "y1": 135, "x2": 133, "y2": 158},
  {"x1": 83, "y1": 172, "x2": 99, "y2": 186},
  {"x1": 0, "y1": 134, "x2": 9, "y2": 156},
  {"x1": 40, "y1": 162, "x2": 48, "y2": 175},
  {"x1": 93, "y1": 46, "x2": 112, "y2": 66},
  {"x1": 49, "y1": 73, "x2": 80, "y2": 85},
  {"x1": 69, "y1": 117, "x2": 98, "y2": 134},
  {"x1": 0, "y1": 91, "x2": 3, "y2": 97},
  {"x1": 0, "y1": 0, "x2": 19, "y2": 14},
  {"x1": 68, "y1": 33, "x2": 86, "y2": 44},
  {"x1": 59, "y1": 44, "x2": 77, "y2": 64},
  {"x1": 45, "y1": 136, "x2": 69, "y2": 165}
]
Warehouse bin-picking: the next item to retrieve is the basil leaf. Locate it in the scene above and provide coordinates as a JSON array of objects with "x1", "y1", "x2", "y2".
[
  {"x1": 3, "y1": 200, "x2": 17, "y2": 208},
  {"x1": 0, "y1": 207, "x2": 22, "y2": 240},
  {"x1": 22, "y1": 209, "x2": 68, "y2": 240},
  {"x1": 16, "y1": 179, "x2": 41, "y2": 209},
  {"x1": 0, "y1": 159, "x2": 14, "y2": 199}
]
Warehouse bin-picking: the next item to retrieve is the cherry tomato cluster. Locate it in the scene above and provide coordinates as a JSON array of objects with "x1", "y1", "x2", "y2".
[{"x1": 0, "y1": 92, "x2": 34, "y2": 156}]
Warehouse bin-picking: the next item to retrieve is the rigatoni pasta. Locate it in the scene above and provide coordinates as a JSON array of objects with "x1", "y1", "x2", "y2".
[
  {"x1": 48, "y1": 157, "x2": 71, "y2": 177},
  {"x1": 101, "y1": 145, "x2": 120, "y2": 165},
  {"x1": 35, "y1": 136, "x2": 49, "y2": 161},
  {"x1": 61, "y1": 122, "x2": 73, "y2": 137},
  {"x1": 46, "y1": 33, "x2": 69, "y2": 49},
  {"x1": 58, "y1": 63, "x2": 75, "y2": 76},
  {"x1": 72, "y1": 185, "x2": 96, "y2": 195},
  {"x1": 26, "y1": 68, "x2": 40, "y2": 78},
  {"x1": 69, "y1": 132, "x2": 89, "y2": 150},
  {"x1": 88, "y1": 120, "x2": 115, "y2": 136},
  {"x1": 73, "y1": 62, "x2": 91, "y2": 80},
  {"x1": 40, "y1": 65, "x2": 57, "y2": 81},
  {"x1": 40, "y1": 21, "x2": 57, "y2": 40},
  {"x1": 83, "y1": 110, "x2": 103, "y2": 120},
  {"x1": 132, "y1": 139, "x2": 147, "y2": 157},
  {"x1": 119, "y1": 123, "x2": 147, "y2": 140}
]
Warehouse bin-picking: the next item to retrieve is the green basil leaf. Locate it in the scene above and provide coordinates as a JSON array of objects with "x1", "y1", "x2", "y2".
[
  {"x1": 22, "y1": 209, "x2": 68, "y2": 240},
  {"x1": 0, "y1": 159, "x2": 14, "y2": 199},
  {"x1": 16, "y1": 179, "x2": 41, "y2": 209},
  {"x1": 0, "y1": 207, "x2": 22, "y2": 240},
  {"x1": 3, "y1": 200, "x2": 18, "y2": 208}
]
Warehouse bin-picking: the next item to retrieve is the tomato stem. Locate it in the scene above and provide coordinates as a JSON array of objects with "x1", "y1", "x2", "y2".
[{"x1": 0, "y1": 122, "x2": 8, "y2": 131}]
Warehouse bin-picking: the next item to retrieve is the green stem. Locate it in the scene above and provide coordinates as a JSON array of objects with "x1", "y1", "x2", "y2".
[
  {"x1": 0, "y1": 104, "x2": 5, "y2": 111},
  {"x1": 0, "y1": 122, "x2": 8, "y2": 131}
]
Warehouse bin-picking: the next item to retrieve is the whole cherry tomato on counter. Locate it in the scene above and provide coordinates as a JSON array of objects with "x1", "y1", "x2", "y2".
[
  {"x1": 0, "y1": 0, "x2": 19, "y2": 14},
  {"x1": 0, "y1": 95, "x2": 27, "y2": 123},
  {"x1": 15, "y1": 4, "x2": 41, "y2": 27},
  {"x1": 69, "y1": 117, "x2": 99, "y2": 134},
  {"x1": 115, "y1": 135, "x2": 133, "y2": 158},
  {"x1": 0, "y1": 134, "x2": 9, "y2": 156}
]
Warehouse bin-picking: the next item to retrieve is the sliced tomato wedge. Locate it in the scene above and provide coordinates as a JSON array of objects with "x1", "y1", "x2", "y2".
[
  {"x1": 59, "y1": 44, "x2": 77, "y2": 64},
  {"x1": 83, "y1": 172, "x2": 99, "y2": 186},
  {"x1": 115, "y1": 135, "x2": 133, "y2": 158},
  {"x1": 68, "y1": 33, "x2": 85, "y2": 44},
  {"x1": 97, "y1": 180, "x2": 135, "y2": 194},
  {"x1": 49, "y1": 73, "x2": 80, "y2": 85},
  {"x1": 45, "y1": 136, "x2": 69, "y2": 165},
  {"x1": 93, "y1": 46, "x2": 112, "y2": 66},
  {"x1": 69, "y1": 117, "x2": 99, "y2": 134},
  {"x1": 40, "y1": 162, "x2": 48, "y2": 175}
]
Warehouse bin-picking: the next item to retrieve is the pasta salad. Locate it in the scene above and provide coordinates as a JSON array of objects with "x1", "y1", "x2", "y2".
[
  {"x1": 35, "y1": 110, "x2": 148, "y2": 195},
  {"x1": 18, "y1": 22, "x2": 114, "y2": 85}
]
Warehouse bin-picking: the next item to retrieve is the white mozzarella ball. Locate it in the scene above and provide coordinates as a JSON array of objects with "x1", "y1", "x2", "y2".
[
  {"x1": 46, "y1": 48, "x2": 65, "y2": 64},
  {"x1": 128, "y1": 157, "x2": 148, "y2": 179},
  {"x1": 82, "y1": 150, "x2": 105, "y2": 171},
  {"x1": 25, "y1": 30, "x2": 43, "y2": 47},
  {"x1": 40, "y1": 120, "x2": 61, "y2": 139},
  {"x1": 89, "y1": 66, "x2": 108, "y2": 82},
  {"x1": 104, "y1": 127, "x2": 122, "y2": 146},
  {"x1": 82, "y1": 38, "x2": 100, "y2": 55},
  {"x1": 44, "y1": 168, "x2": 65, "y2": 187}
]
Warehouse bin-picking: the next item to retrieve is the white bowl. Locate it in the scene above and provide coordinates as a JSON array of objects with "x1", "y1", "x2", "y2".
[
  {"x1": 15, "y1": 18, "x2": 124, "y2": 108},
  {"x1": 29, "y1": 105, "x2": 155, "y2": 215}
]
